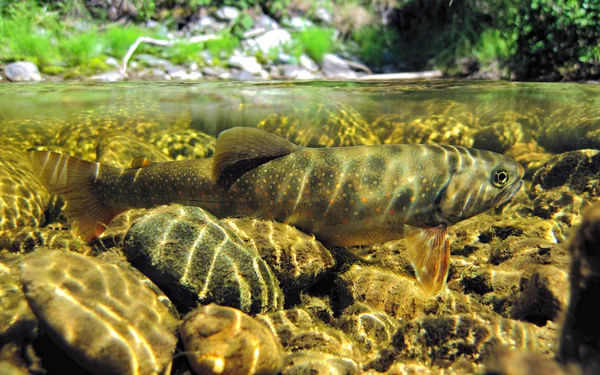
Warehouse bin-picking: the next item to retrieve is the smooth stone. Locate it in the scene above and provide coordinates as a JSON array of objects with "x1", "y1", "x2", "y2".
[
  {"x1": 0, "y1": 254, "x2": 37, "y2": 345},
  {"x1": 123, "y1": 205, "x2": 283, "y2": 314},
  {"x1": 0, "y1": 226, "x2": 90, "y2": 254},
  {"x1": 314, "y1": 7, "x2": 333, "y2": 24},
  {"x1": 5, "y1": 62, "x2": 42, "y2": 82},
  {"x1": 223, "y1": 218, "x2": 335, "y2": 291},
  {"x1": 256, "y1": 15, "x2": 280, "y2": 30},
  {"x1": 281, "y1": 352, "x2": 360, "y2": 375},
  {"x1": 135, "y1": 54, "x2": 174, "y2": 69},
  {"x1": 20, "y1": 249, "x2": 179, "y2": 375},
  {"x1": 335, "y1": 265, "x2": 426, "y2": 320},
  {"x1": 181, "y1": 304, "x2": 283, "y2": 375},
  {"x1": 104, "y1": 57, "x2": 119, "y2": 67},
  {"x1": 285, "y1": 16, "x2": 314, "y2": 30}
]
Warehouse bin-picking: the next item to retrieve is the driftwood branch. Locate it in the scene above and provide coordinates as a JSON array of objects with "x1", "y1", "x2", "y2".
[{"x1": 121, "y1": 35, "x2": 220, "y2": 75}]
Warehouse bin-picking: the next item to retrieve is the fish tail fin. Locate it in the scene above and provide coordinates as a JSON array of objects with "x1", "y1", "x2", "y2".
[
  {"x1": 29, "y1": 150, "x2": 125, "y2": 242},
  {"x1": 406, "y1": 225, "x2": 450, "y2": 296}
]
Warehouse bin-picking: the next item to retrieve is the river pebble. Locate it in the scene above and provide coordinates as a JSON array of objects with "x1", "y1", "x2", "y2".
[
  {"x1": 123, "y1": 204, "x2": 283, "y2": 313},
  {"x1": 180, "y1": 304, "x2": 283, "y2": 375},
  {"x1": 19, "y1": 249, "x2": 179, "y2": 375}
]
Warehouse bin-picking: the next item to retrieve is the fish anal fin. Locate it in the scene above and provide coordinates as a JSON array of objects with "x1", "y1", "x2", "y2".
[
  {"x1": 406, "y1": 225, "x2": 450, "y2": 296},
  {"x1": 29, "y1": 150, "x2": 126, "y2": 242},
  {"x1": 212, "y1": 127, "x2": 300, "y2": 188},
  {"x1": 131, "y1": 157, "x2": 154, "y2": 168}
]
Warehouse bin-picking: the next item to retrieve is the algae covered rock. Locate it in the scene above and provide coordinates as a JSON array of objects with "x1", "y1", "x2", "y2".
[
  {"x1": 123, "y1": 205, "x2": 283, "y2": 314},
  {"x1": 401, "y1": 116, "x2": 475, "y2": 147},
  {"x1": 180, "y1": 304, "x2": 283, "y2": 375},
  {"x1": 510, "y1": 265, "x2": 569, "y2": 326},
  {"x1": 281, "y1": 352, "x2": 360, "y2": 375},
  {"x1": 483, "y1": 349, "x2": 569, "y2": 375},
  {"x1": 560, "y1": 201, "x2": 600, "y2": 375},
  {"x1": 19, "y1": 249, "x2": 179, "y2": 375},
  {"x1": 0, "y1": 143, "x2": 49, "y2": 231},
  {"x1": 537, "y1": 104, "x2": 600, "y2": 152},
  {"x1": 222, "y1": 218, "x2": 335, "y2": 291},
  {"x1": 394, "y1": 313, "x2": 555, "y2": 369},
  {"x1": 335, "y1": 264, "x2": 426, "y2": 320},
  {"x1": 0, "y1": 227, "x2": 90, "y2": 254}
]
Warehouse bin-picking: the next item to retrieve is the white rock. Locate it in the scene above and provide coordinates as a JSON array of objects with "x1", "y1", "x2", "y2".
[
  {"x1": 228, "y1": 55, "x2": 263, "y2": 74},
  {"x1": 89, "y1": 71, "x2": 125, "y2": 82},
  {"x1": 5, "y1": 61, "x2": 42, "y2": 82},
  {"x1": 105, "y1": 57, "x2": 120, "y2": 68},
  {"x1": 315, "y1": 7, "x2": 333, "y2": 24},
  {"x1": 287, "y1": 16, "x2": 313, "y2": 31},
  {"x1": 321, "y1": 53, "x2": 357, "y2": 78},
  {"x1": 300, "y1": 55, "x2": 319, "y2": 72},
  {"x1": 254, "y1": 29, "x2": 292, "y2": 54},
  {"x1": 215, "y1": 6, "x2": 239, "y2": 21}
]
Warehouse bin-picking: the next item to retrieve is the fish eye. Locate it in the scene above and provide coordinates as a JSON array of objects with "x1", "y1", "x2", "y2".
[{"x1": 492, "y1": 168, "x2": 510, "y2": 187}]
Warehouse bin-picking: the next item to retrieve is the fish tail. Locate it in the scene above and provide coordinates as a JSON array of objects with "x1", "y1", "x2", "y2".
[{"x1": 29, "y1": 150, "x2": 125, "y2": 242}]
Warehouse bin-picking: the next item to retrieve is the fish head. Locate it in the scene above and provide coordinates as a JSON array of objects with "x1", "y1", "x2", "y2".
[{"x1": 437, "y1": 150, "x2": 524, "y2": 224}]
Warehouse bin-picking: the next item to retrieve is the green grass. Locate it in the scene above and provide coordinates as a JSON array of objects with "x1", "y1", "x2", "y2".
[{"x1": 295, "y1": 27, "x2": 335, "y2": 63}]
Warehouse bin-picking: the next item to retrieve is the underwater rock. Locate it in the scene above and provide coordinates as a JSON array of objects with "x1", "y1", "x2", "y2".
[
  {"x1": 530, "y1": 149, "x2": 600, "y2": 201},
  {"x1": 222, "y1": 218, "x2": 335, "y2": 291},
  {"x1": 257, "y1": 308, "x2": 361, "y2": 360},
  {"x1": 0, "y1": 119, "x2": 62, "y2": 151},
  {"x1": 20, "y1": 249, "x2": 179, "y2": 375},
  {"x1": 51, "y1": 104, "x2": 191, "y2": 160},
  {"x1": 123, "y1": 205, "x2": 283, "y2": 314},
  {"x1": 537, "y1": 105, "x2": 600, "y2": 152},
  {"x1": 150, "y1": 129, "x2": 216, "y2": 160},
  {"x1": 532, "y1": 188, "x2": 591, "y2": 227},
  {"x1": 91, "y1": 208, "x2": 150, "y2": 251},
  {"x1": 299, "y1": 293, "x2": 335, "y2": 325},
  {"x1": 504, "y1": 142, "x2": 552, "y2": 179},
  {"x1": 473, "y1": 122, "x2": 528, "y2": 153},
  {"x1": 401, "y1": 116, "x2": 475, "y2": 147},
  {"x1": 483, "y1": 348, "x2": 569, "y2": 375},
  {"x1": 510, "y1": 265, "x2": 569, "y2": 326},
  {"x1": 335, "y1": 265, "x2": 426, "y2": 321},
  {"x1": 96, "y1": 131, "x2": 172, "y2": 168},
  {"x1": 0, "y1": 227, "x2": 90, "y2": 254},
  {"x1": 257, "y1": 102, "x2": 380, "y2": 147},
  {"x1": 393, "y1": 313, "x2": 555, "y2": 369},
  {"x1": 489, "y1": 237, "x2": 569, "y2": 270},
  {"x1": 336, "y1": 302, "x2": 399, "y2": 366},
  {"x1": 0, "y1": 253, "x2": 37, "y2": 345},
  {"x1": 559, "y1": 201, "x2": 600, "y2": 375},
  {"x1": 180, "y1": 304, "x2": 283, "y2": 375},
  {"x1": 0, "y1": 143, "x2": 49, "y2": 231},
  {"x1": 281, "y1": 352, "x2": 360, "y2": 375}
]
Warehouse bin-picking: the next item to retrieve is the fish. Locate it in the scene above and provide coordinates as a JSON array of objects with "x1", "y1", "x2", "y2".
[{"x1": 29, "y1": 127, "x2": 524, "y2": 296}]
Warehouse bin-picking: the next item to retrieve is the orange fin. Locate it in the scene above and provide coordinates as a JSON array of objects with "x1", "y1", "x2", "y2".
[
  {"x1": 406, "y1": 225, "x2": 450, "y2": 296},
  {"x1": 212, "y1": 127, "x2": 300, "y2": 188},
  {"x1": 131, "y1": 157, "x2": 154, "y2": 168},
  {"x1": 28, "y1": 151, "x2": 125, "y2": 242}
]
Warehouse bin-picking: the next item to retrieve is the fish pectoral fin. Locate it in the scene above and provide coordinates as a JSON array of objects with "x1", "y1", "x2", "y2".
[
  {"x1": 212, "y1": 127, "x2": 300, "y2": 188},
  {"x1": 405, "y1": 225, "x2": 450, "y2": 297},
  {"x1": 131, "y1": 157, "x2": 154, "y2": 168},
  {"x1": 29, "y1": 150, "x2": 126, "y2": 242}
]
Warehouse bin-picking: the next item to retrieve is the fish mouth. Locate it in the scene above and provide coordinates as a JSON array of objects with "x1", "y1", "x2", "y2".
[{"x1": 494, "y1": 179, "x2": 523, "y2": 207}]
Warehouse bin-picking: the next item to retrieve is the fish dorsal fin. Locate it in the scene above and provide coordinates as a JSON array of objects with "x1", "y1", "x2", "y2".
[
  {"x1": 212, "y1": 127, "x2": 300, "y2": 187},
  {"x1": 131, "y1": 157, "x2": 154, "y2": 168},
  {"x1": 405, "y1": 225, "x2": 450, "y2": 297}
]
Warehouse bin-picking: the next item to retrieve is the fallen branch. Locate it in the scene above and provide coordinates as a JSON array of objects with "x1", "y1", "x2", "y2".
[{"x1": 121, "y1": 35, "x2": 220, "y2": 75}]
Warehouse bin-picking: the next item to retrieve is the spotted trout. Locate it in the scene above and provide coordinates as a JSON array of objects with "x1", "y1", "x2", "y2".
[{"x1": 29, "y1": 127, "x2": 524, "y2": 295}]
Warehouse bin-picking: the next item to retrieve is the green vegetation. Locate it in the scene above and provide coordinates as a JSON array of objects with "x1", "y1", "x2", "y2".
[{"x1": 1, "y1": 0, "x2": 599, "y2": 80}]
